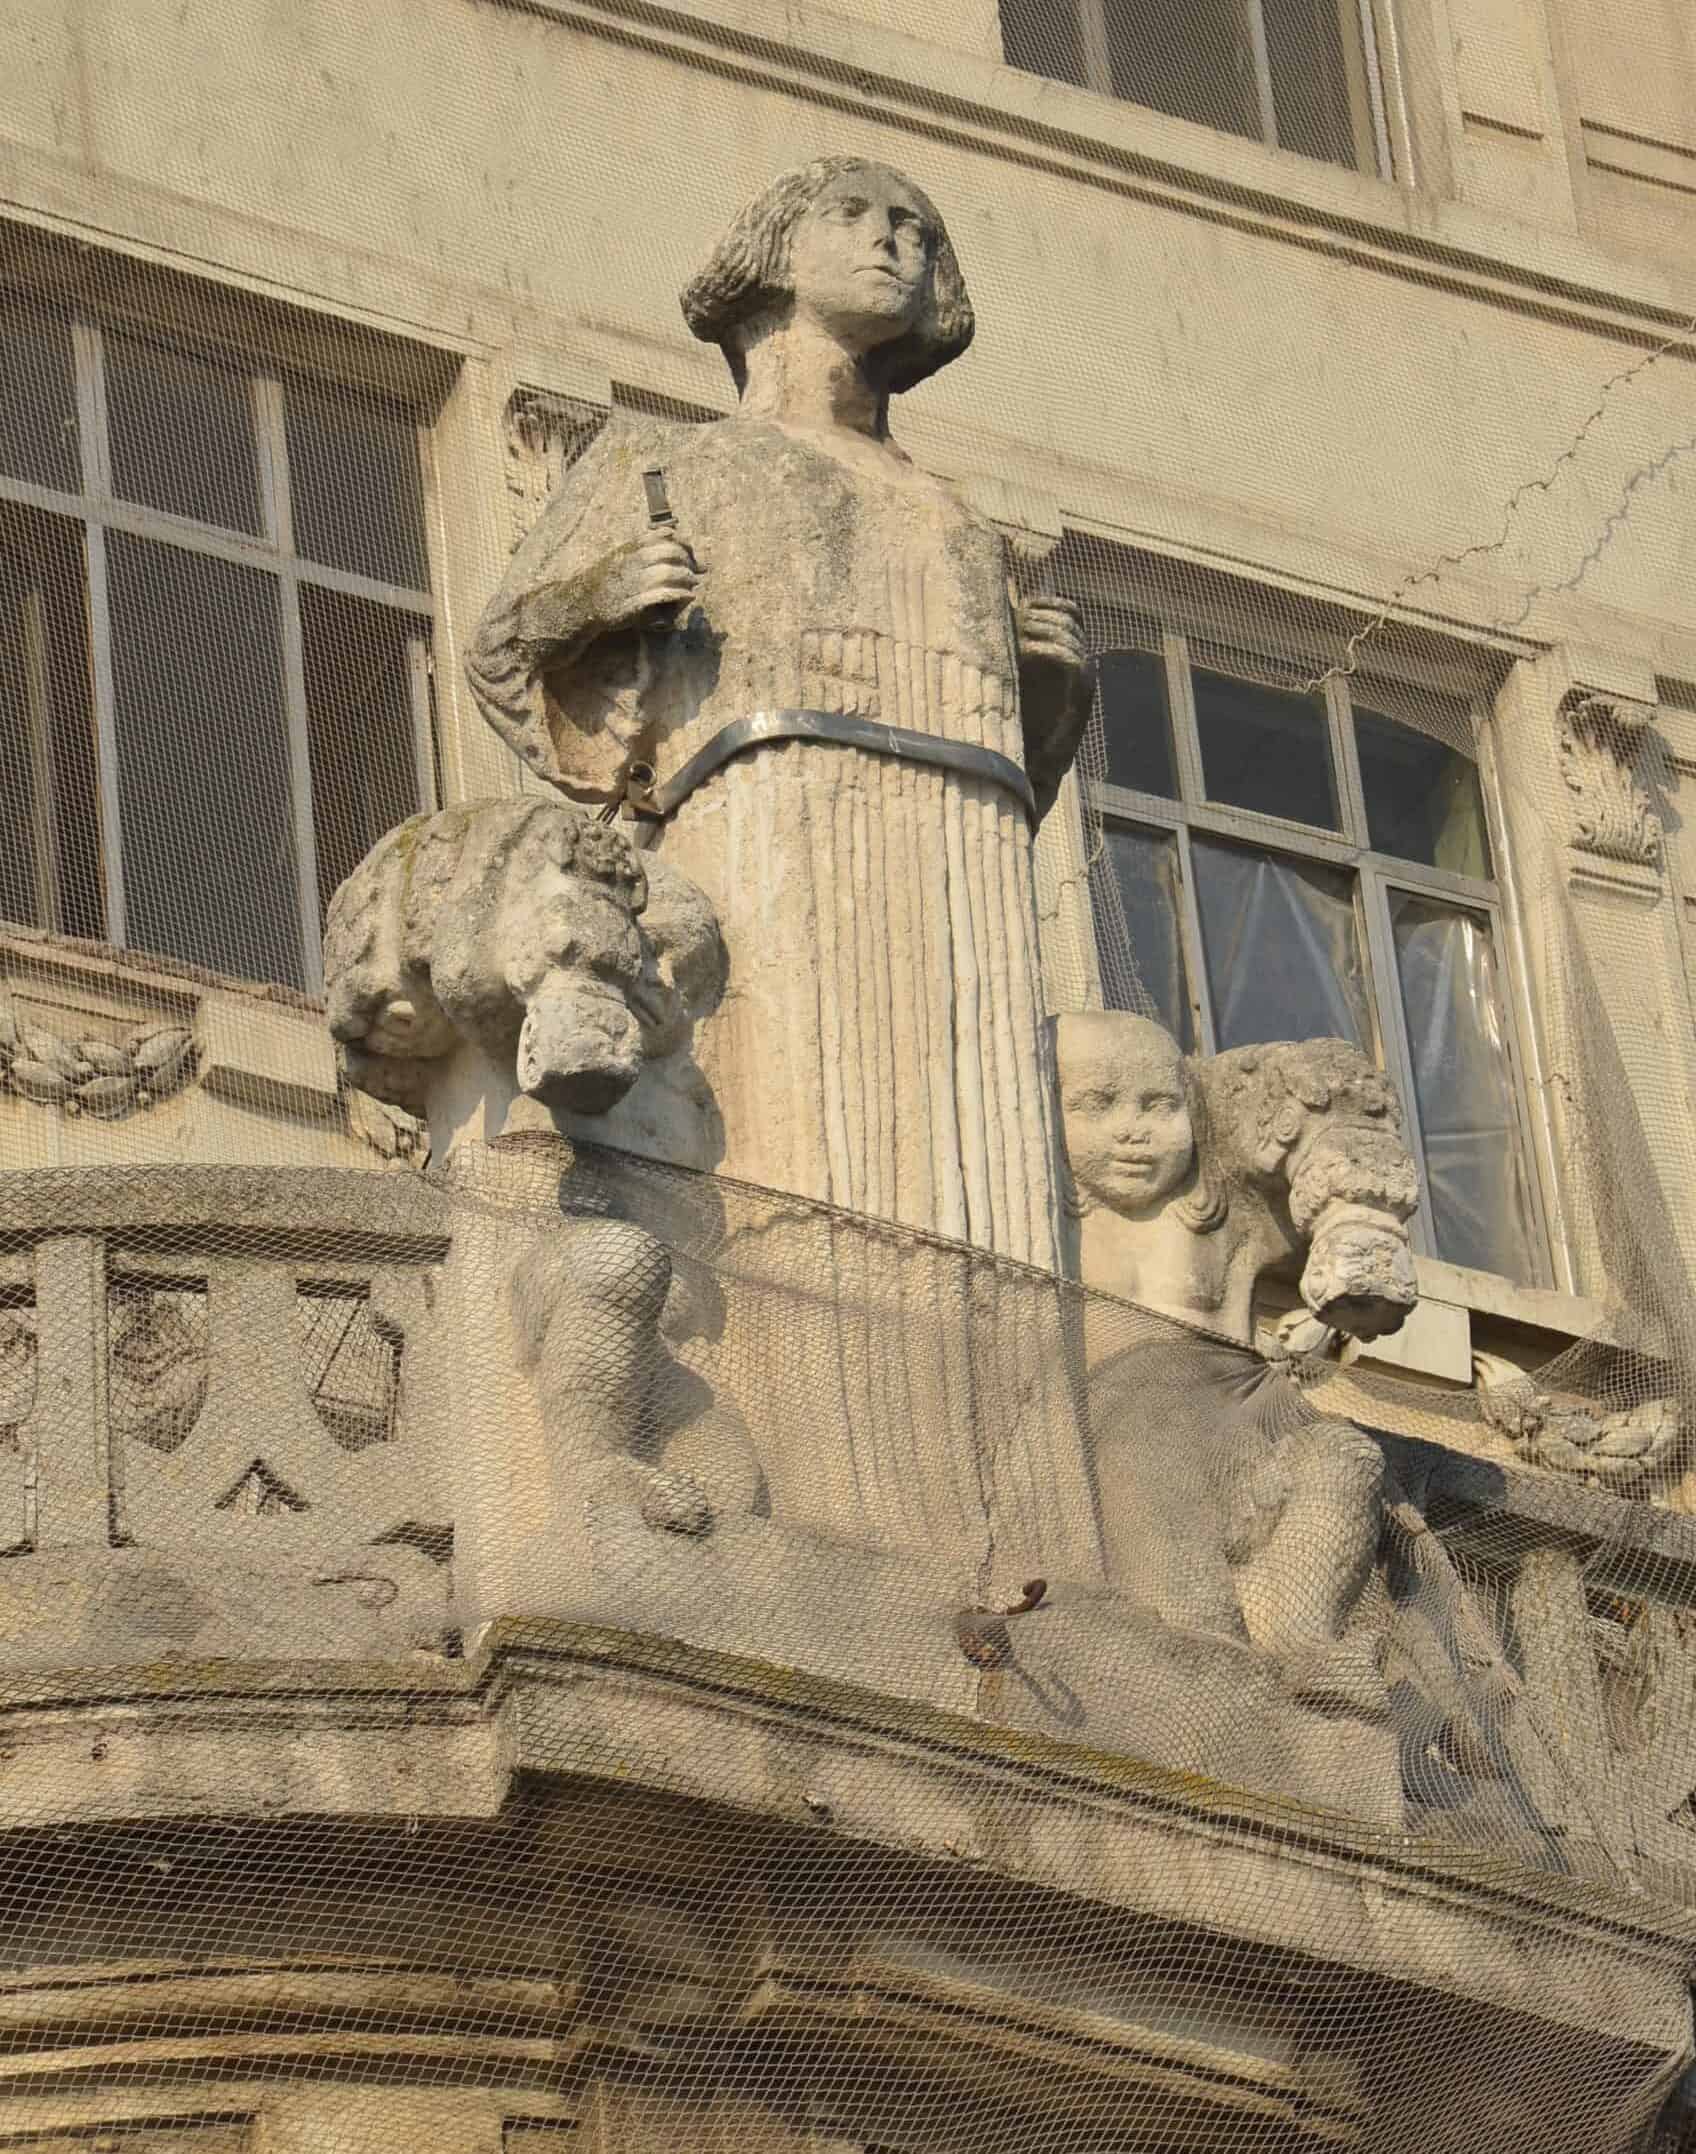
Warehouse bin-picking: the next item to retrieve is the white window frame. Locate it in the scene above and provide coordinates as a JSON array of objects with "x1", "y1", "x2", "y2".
[
  {"x1": 1090, "y1": 623, "x2": 1555, "y2": 1287},
  {"x1": 0, "y1": 300, "x2": 440, "y2": 994}
]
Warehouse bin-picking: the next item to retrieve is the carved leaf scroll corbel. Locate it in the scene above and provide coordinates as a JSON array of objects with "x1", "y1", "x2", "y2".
[
  {"x1": 503, "y1": 389, "x2": 607, "y2": 553},
  {"x1": 1556, "y1": 690, "x2": 1662, "y2": 867}
]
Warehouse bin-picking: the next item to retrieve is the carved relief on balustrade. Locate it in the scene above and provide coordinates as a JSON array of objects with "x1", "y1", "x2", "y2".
[
  {"x1": 109, "y1": 1256, "x2": 440, "y2": 1568},
  {"x1": 0, "y1": 1172, "x2": 455, "y2": 1667}
]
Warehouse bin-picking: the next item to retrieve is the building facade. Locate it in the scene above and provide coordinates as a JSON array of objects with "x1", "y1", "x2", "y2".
[{"x1": 1, "y1": 0, "x2": 1696, "y2": 2148}]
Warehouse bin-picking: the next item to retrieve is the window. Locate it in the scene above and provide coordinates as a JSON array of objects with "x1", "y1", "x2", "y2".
[
  {"x1": 0, "y1": 289, "x2": 437, "y2": 993},
  {"x1": 1088, "y1": 625, "x2": 1546, "y2": 1284},
  {"x1": 998, "y1": 0, "x2": 1390, "y2": 176}
]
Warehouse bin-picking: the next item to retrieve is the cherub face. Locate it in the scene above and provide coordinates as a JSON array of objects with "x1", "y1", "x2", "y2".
[
  {"x1": 786, "y1": 167, "x2": 933, "y2": 352},
  {"x1": 1057, "y1": 1014, "x2": 1196, "y2": 1219}
]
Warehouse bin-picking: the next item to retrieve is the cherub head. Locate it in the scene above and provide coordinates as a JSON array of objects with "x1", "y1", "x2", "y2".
[
  {"x1": 1055, "y1": 1012, "x2": 1226, "y2": 1231},
  {"x1": 681, "y1": 156, "x2": 974, "y2": 394}
]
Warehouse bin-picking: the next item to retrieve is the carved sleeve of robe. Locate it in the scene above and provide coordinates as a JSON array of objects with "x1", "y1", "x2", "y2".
[{"x1": 468, "y1": 413, "x2": 1066, "y2": 1272}]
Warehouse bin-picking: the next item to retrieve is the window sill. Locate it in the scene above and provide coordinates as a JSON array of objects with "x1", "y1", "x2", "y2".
[
  {"x1": 0, "y1": 925, "x2": 343, "y2": 1147},
  {"x1": 1339, "y1": 1254, "x2": 1609, "y2": 1390},
  {"x1": 1412, "y1": 1252, "x2": 1607, "y2": 1344}
]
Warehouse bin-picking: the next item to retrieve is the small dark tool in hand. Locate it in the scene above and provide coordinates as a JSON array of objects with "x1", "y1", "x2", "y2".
[
  {"x1": 637, "y1": 465, "x2": 695, "y2": 631},
  {"x1": 641, "y1": 466, "x2": 674, "y2": 529}
]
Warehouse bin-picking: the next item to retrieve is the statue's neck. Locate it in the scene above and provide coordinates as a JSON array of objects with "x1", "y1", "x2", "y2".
[{"x1": 738, "y1": 323, "x2": 891, "y2": 441}]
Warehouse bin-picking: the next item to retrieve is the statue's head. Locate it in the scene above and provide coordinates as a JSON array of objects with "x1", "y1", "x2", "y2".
[
  {"x1": 682, "y1": 157, "x2": 974, "y2": 393},
  {"x1": 1055, "y1": 1012, "x2": 1225, "y2": 1230}
]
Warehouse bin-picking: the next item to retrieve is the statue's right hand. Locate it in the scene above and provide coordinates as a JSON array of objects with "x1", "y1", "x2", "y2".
[{"x1": 596, "y1": 529, "x2": 702, "y2": 631}]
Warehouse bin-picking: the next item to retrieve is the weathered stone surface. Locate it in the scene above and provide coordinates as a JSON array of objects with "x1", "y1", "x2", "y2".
[
  {"x1": 0, "y1": 1542, "x2": 452, "y2": 1668},
  {"x1": 324, "y1": 798, "x2": 725, "y2": 1170},
  {"x1": 1056, "y1": 1014, "x2": 1428, "y2": 1712},
  {"x1": 0, "y1": 1617, "x2": 1681, "y2": 2154},
  {"x1": 0, "y1": 1164, "x2": 449, "y2": 1250},
  {"x1": 465, "y1": 159, "x2": 1090, "y2": 1269}
]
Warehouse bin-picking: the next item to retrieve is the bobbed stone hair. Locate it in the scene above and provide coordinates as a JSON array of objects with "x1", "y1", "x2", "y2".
[{"x1": 680, "y1": 156, "x2": 975, "y2": 396}]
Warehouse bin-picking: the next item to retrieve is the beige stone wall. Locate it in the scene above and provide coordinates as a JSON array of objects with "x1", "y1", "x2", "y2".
[
  {"x1": 1554, "y1": 0, "x2": 1696, "y2": 260},
  {"x1": 3, "y1": 0, "x2": 1688, "y2": 650}
]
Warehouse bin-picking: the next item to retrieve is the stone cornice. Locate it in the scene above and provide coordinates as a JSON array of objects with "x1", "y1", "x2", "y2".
[
  {"x1": 494, "y1": 0, "x2": 1696, "y2": 348},
  {"x1": 0, "y1": 1617, "x2": 1689, "y2": 1999}
]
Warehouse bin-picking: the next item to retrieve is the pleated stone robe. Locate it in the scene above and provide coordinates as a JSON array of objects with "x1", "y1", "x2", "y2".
[{"x1": 469, "y1": 412, "x2": 1101, "y2": 1578}]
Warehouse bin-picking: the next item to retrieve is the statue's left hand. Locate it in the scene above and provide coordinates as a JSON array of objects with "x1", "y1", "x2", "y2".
[
  {"x1": 1016, "y1": 594, "x2": 1089, "y2": 682},
  {"x1": 1016, "y1": 595, "x2": 1092, "y2": 821}
]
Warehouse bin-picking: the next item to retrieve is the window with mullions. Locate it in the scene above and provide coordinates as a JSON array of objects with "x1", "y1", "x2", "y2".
[
  {"x1": 1089, "y1": 631, "x2": 1545, "y2": 1285},
  {"x1": 0, "y1": 289, "x2": 437, "y2": 993},
  {"x1": 998, "y1": 0, "x2": 1390, "y2": 177}
]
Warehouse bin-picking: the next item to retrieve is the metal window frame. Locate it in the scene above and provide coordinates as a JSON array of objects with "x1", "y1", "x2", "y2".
[
  {"x1": 1090, "y1": 624, "x2": 1553, "y2": 1286},
  {"x1": 1365, "y1": 865, "x2": 1552, "y2": 1284},
  {"x1": 1068, "y1": 0, "x2": 1391, "y2": 175},
  {"x1": 0, "y1": 307, "x2": 438, "y2": 992}
]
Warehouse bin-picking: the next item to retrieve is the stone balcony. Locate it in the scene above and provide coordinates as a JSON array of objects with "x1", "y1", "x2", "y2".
[
  {"x1": 0, "y1": 1152, "x2": 1690, "y2": 1867},
  {"x1": 4, "y1": 926, "x2": 1696, "y2": 2150},
  {"x1": 0, "y1": 1156, "x2": 1690, "y2": 2148}
]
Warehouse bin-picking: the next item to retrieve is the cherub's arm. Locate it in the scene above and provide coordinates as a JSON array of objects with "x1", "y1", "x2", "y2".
[{"x1": 1202, "y1": 1039, "x2": 1420, "y2": 1341}]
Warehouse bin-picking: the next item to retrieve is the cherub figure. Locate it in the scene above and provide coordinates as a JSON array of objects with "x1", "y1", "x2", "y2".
[{"x1": 1056, "y1": 1011, "x2": 1421, "y2": 1712}]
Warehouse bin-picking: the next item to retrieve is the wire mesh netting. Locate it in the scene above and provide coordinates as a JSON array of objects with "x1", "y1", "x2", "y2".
[{"x1": 2, "y1": 0, "x2": 1696, "y2": 2147}]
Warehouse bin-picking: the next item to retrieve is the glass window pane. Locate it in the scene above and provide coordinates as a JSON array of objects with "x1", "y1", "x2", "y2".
[
  {"x1": 998, "y1": 0, "x2": 1088, "y2": 85},
  {"x1": 1102, "y1": 0, "x2": 1262, "y2": 138},
  {"x1": 1355, "y1": 704, "x2": 1492, "y2": 878},
  {"x1": 1192, "y1": 667, "x2": 1340, "y2": 829},
  {"x1": 284, "y1": 375, "x2": 428, "y2": 591},
  {"x1": 104, "y1": 327, "x2": 264, "y2": 536},
  {"x1": 302, "y1": 583, "x2": 429, "y2": 933},
  {"x1": 106, "y1": 532, "x2": 302, "y2": 987},
  {"x1": 1264, "y1": 0, "x2": 1373, "y2": 168},
  {"x1": 1095, "y1": 822, "x2": 1194, "y2": 1049},
  {"x1": 1098, "y1": 648, "x2": 1179, "y2": 799},
  {"x1": 1193, "y1": 838, "x2": 1373, "y2": 1049},
  {"x1": 0, "y1": 501, "x2": 103, "y2": 939},
  {"x1": 1391, "y1": 893, "x2": 1539, "y2": 1280},
  {"x1": 0, "y1": 293, "x2": 80, "y2": 494}
]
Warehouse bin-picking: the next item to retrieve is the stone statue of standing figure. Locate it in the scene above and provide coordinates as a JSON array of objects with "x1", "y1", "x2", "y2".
[{"x1": 467, "y1": 156, "x2": 1093, "y2": 1272}]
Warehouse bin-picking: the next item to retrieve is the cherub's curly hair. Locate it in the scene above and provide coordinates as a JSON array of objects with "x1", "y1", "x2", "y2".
[{"x1": 681, "y1": 156, "x2": 975, "y2": 395}]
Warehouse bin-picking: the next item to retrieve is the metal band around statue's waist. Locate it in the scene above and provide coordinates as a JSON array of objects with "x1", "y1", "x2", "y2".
[{"x1": 623, "y1": 709, "x2": 1037, "y2": 822}]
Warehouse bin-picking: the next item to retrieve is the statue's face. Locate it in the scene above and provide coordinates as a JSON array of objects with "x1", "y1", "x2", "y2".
[
  {"x1": 1058, "y1": 1018, "x2": 1196, "y2": 1219},
  {"x1": 786, "y1": 167, "x2": 932, "y2": 353}
]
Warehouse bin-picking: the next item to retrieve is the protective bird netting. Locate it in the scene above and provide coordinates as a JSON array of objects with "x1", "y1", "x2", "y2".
[{"x1": 1, "y1": 0, "x2": 1696, "y2": 2147}]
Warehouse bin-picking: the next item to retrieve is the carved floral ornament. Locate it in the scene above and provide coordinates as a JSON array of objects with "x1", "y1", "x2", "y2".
[
  {"x1": 1555, "y1": 689, "x2": 1662, "y2": 868},
  {"x1": 502, "y1": 389, "x2": 606, "y2": 554},
  {"x1": 0, "y1": 988, "x2": 195, "y2": 1121}
]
